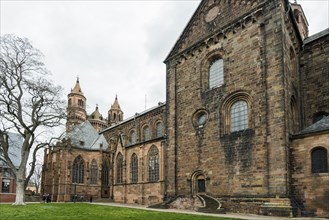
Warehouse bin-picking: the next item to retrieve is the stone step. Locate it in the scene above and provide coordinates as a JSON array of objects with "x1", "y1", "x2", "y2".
[{"x1": 198, "y1": 194, "x2": 226, "y2": 214}]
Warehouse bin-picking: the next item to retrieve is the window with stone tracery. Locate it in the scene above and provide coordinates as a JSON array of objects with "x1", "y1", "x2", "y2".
[
  {"x1": 131, "y1": 154, "x2": 138, "y2": 183},
  {"x1": 148, "y1": 146, "x2": 159, "y2": 182},
  {"x1": 72, "y1": 156, "x2": 84, "y2": 184},
  {"x1": 101, "y1": 161, "x2": 109, "y2": 186},
  {"x1": 90, "y1": 159, "x2": 98, "y2": 184},
  {"x1": 117, "y1": 153, "x2": 123, "y2": 184}
]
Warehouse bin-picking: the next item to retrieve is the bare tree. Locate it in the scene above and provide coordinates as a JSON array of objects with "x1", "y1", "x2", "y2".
[
  {"x1": 29, "y1": 162, "x2": 42, "y2": 195},
  {"x1": 0, "y1": 34, "x2": 66, "y2": 205}
]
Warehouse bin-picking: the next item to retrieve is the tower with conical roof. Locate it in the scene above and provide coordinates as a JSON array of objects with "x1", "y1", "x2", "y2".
[
  {"x1": 108, "y1": 96, "x2": 123, "y2": 126},
  {"x1": 66, "y1": 78, "x2": 87, "y2": 131},
  {"x1": 88, "y1": 105, "x2": 107, "y2": 132}
]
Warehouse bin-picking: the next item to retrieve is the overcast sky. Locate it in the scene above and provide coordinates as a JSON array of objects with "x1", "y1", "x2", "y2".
[{"x1": 1, "y1": 0, "x2": 328, "y2": 122}]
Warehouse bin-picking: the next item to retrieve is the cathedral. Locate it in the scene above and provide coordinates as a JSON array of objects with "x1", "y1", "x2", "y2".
[{"x1": 42, "y1": 0, "x2": 329, "y2": 217}]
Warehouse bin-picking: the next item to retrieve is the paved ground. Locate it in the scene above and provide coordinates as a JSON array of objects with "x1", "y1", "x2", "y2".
[{"x1": 91, "y1": 202, "x2": 328, "y2": 220}]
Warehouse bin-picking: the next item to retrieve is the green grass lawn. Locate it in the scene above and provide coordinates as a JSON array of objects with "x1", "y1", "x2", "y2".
[{"x1": 0, "y1": 203, "x2": 241, "y2": 220}]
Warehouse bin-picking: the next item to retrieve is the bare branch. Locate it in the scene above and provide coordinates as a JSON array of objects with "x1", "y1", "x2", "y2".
[{"x1": 0, "y1": 34, "x2": 66, "y2": 205}]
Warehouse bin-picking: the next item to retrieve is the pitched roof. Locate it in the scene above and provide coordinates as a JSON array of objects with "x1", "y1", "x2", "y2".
[
  {"x1": 0, "y1": 132, "x2": 23, "y2": 168},
  {"x1": 304, "y1": 28, "x2": 329, "y2": 45},
  {"x1": 100, "y1": 102, "x2": 166, "y2": 133},
  {"x1": 297, "y1": 116, "x2": 329, "y2": 135},
  {"x1": 164, "y1": 0, "x2": 268, "y2": 62},
  {"x1": 66, "y1": 121, "x2": 109, "y2": 151}
]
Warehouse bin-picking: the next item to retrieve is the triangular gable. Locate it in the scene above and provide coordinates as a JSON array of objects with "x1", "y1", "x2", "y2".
[
  {"x1": 90, "y1": 134, "x2": 109, "y2": 151},
  {"x1": 165, "y1": 0, "x2": 267, "y2": 62}
]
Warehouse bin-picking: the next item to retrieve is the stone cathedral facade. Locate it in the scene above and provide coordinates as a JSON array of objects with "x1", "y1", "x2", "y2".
[{"x1": 42, "y1": 0, "x2": 329, "y2": 217}]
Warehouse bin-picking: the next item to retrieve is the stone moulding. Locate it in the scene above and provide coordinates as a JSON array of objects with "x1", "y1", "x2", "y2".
[{"x1": 166, "y1": 6, "x2": 264, "y2": 64}]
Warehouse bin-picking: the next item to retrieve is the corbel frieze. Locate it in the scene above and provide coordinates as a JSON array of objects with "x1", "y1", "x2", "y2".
[{"x1": 174, "y1": 7, "x2": 264, "y2": 64}]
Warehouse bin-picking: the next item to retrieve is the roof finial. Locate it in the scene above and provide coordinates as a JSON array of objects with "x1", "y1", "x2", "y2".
[{"x1": 77, "y1": 75, "x2": 80, "y2": 83}]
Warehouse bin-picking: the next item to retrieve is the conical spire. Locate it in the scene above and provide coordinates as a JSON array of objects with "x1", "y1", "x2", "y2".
[
  {"x1": 66, "y1": 77, "x2": 87, "y2": 131},
  {"x1": 111, "y1": 95, "x2": 121, "y2": 110},
  {"x1": 108, "y1": 95, "x2": 123, "y2": 126},
  {"x1": 71, "y1": 77, "x2": 83, "y2": 94}
]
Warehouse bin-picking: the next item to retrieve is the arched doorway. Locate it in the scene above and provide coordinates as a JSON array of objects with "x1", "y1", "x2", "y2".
[{"x1": 191, "y1": 170, "x2": 206, "y2": 194}]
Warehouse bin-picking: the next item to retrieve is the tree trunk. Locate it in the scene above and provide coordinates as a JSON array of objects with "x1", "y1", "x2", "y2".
[{"x1": 13, "y1": 175, "x2": 26, "y2": 205}]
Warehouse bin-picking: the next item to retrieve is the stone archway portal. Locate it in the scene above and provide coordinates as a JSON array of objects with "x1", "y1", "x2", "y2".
[
  {"x1": 191, "y1": 171, "x2": 206, "y2": 194},
  {"x1": 198, "y1": 178, "x2": 205, "y2": 193}
]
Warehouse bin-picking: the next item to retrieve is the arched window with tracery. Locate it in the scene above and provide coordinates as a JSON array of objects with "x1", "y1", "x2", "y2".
[
  {"x1": 231, "y1": 101, "x2": 248, "y2": 132},
  {"x1": 311, "y1": 147, "x2": 328, "y2": 174},
  {"x1": 90, "y1": 159, "x2": 98, "y2": 184},
  {"x1": 101, "y1": 161, "x2": 109, "y2": 186},
  {"x1": 117, "y1": 153, "x2": 123, "y2": 184},
  {"x1": 148, "y1": 146, "x2": 159, "y2": 182},
  {"x1": 72, "y1": 156, "x2": 84, "y2": 184},
  {"x1": 131, "y1": 154, "x2": 138, "y2": 183}
]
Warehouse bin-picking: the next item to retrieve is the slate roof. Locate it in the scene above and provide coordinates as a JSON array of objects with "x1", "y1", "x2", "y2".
[
  {"x1": 0, "y1": 132, "x2": 23, "y2": 168},
  {"x1": 66, "y1": 121, "x2": 109, "y2": 151},
  {"x1": 297, "y1": 116, "x2": 329, "y2": 135},
  {"x1": 304, "y1": 28, "x2": 329, "y2": 45},
  {"x1": 101, "y1": 102, "x2": 166, "y2": 133}
]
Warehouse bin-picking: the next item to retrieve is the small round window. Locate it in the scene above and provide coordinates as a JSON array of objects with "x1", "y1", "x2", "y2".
[
  {"x1": 192, "y1": 109, "x2": 208, "y2": 128},
  {"x1": 198, "y1": 114, "x2": 207, "y2": 125}
]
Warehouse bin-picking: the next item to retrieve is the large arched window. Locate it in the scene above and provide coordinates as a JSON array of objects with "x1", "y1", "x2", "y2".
[
  {"x1": 209, "y1": 59, "x2": 224, "y2": 89},
  {"x1": 144, "y1": 126, "x2": 150, "y2": 141},
  {"x1": 90, "y1": 159, "x2": 98, "y2": 184},
  {"x1": 311, "y1": 147, "x2": 328, "y2": 173},
  {"x1": 116, "y1": 153, "x2": 123, "y2": 184},
  {"x1": 131, "y1": 154, "x2": 138, "y2": 183},
  {"x1": 148, "y1": 146, "x2": 159, "y2": 182},
  {"x1": 231, "y1": 100, "x2": 248, "y2": 132},
  {"x1": 129, "y1": 130, "x2": 137, "y2": 145},
  {"x1": 101, "y1": 161, "x2": 109, "y2": 186},
  {"x1": 156, "y1": 122, "x2": 163, "y2": 138},
  {"x1": 72, "y1": 156, "x2": 84, "y2": 184}
]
